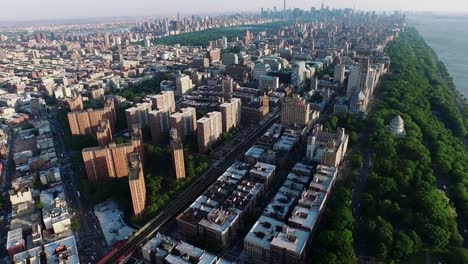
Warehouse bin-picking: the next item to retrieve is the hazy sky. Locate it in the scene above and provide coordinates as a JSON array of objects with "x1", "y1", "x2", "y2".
[{"x1": 2, "y1": 0, "x2": 468, "y2": 21}]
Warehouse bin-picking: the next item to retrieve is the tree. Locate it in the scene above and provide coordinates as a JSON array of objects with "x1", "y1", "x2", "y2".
[
  {"x1": 71, "y1": 219, "x2": 81, "y2": 232},
  {"x1": 422, "y1": 223, "x2": 451, "y2": 249},
  {"x1": 390, "y1": 232, "x2": 414, "y2": 261},
  {"x1": 36, "y1": 201, "x2": 44, "y2": 210},
  {"x1": 444, "y1": 247, "x2": 468, "y2": 264}
]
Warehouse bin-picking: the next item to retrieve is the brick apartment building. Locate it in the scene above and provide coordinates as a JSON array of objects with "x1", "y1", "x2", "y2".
[
  {"x1": 82, "y1": 125, "x2": 143, "y2": 181},
  {"x1": 128, "y1": 153, "x2": 146, "y2": 216},
  {"x1": 67, "y1": 98, "x2": 116, "y2": 136}
]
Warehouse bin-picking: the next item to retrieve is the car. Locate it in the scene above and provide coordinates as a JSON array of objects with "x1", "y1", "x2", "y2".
[{"x1": 442, "y1": 185, "x2": 447, "y2": 190}]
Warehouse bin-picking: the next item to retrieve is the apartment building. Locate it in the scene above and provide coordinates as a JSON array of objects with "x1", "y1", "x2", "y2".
[
  {"x1": 220, "y1": 98, "x2": 241, "y2": 133},
  {"x1": 128, "y1": 153, "x2": 146, "y2": 216},
  {"x1": 170, "y1": 107, "x2": 197, "y2": 140},
  {"x1": 67, "y1": 98, "x2": 116, "y2": 135},
  {"x1": 82, "y1": 125, "x2": 143, "y2": 181},
  {"x1": 197, "y1": 111, "x2": 222, "y2": 153}
]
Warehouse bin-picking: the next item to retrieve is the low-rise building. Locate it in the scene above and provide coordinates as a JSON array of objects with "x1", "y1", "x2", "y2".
[
  {"x1": 244, "y1": 216, "x2": 286, "y2": 264},
  {"x1": 6, "y1": 228, "x2": 25, "y2": 256}
]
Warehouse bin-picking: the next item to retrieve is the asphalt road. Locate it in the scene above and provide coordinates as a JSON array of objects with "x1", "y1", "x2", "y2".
[
  {"x1": 48, "y1": 109, "x2": 108, "y2": 263},
  {"x1": 0, "y1": 128, "x2": 16, "y2": 260}
]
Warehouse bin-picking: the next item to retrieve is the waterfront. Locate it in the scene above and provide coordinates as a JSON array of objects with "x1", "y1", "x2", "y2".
[{"x1": 409, "y1": 14, "x2": 468, "y2": 97}]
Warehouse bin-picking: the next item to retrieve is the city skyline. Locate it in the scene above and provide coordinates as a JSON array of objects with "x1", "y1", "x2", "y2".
[{"x1": 1, "y1": 0, "x2": 468, "y2": 22}]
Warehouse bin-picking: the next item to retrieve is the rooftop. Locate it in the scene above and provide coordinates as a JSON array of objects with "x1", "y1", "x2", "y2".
[
  {"x1": 44, "y1": 236, "x2": 79, "y2": 264},
  {"x1": 244, "y1": 215, "x2": 285, "y2": 249},
  {"x1": 270, "y1": 227, "x2": 309, "y2": 255},
  {"x1": 94, "y1": 200, "x2": 135, "y2": 246}
]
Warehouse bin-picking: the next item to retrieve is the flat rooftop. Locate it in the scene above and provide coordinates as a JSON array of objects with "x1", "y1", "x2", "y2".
[
  {"x1": 270, "y1": 227, "x2": 309, "y2": 255},
  {"x1": 244, "y1": 215, "x2": 285, "y2": 249},
  {"x1": 94, "y1": 200, "x2": 135, "y2": 246}
]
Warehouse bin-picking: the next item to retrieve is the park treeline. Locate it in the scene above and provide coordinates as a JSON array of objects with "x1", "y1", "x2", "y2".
[
  {"x1": 360, "y1": 28, "x2": 467, "y2": 262},
  {"x1": 310, "y1": 28, "x2": 468, "y2": 263}
]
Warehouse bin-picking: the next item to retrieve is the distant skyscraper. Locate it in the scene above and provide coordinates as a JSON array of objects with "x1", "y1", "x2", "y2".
[
  {"x1": 128, "y1": 153, "x2": 146, "y2": 216},
  {"x1": 291, "y1": 61, "x2": 306, "y2": 90},
  {"x1": 170, "y1": 129, "x2": 185, "y2": 180},
  {"x1": 103, "y1": 33, "x2": 110, "y2": 47},
  {"x1": 334, "y1": 64, "x2": 345, "y2": 85}
]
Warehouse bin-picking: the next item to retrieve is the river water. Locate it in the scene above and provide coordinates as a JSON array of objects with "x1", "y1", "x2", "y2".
[{"x1": 408, "y1": 15, "x2": 468, "y2": 97}]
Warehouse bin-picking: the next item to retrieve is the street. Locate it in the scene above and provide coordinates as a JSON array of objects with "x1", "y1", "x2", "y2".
[
  {"x1": 0, "y1": 127, "x2": 16, "y2": 260},
  {"x1": 48, "y1": 108, "x2": 108, "y2": 262}
]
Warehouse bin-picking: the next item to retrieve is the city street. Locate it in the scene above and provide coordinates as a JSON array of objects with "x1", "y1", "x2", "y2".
[
  {"x1": 48, "y1": 109, "x2": 108, "y2": 262},
  {"x1": 0, "y1": 128, "x2": 16, "y2": 260}
]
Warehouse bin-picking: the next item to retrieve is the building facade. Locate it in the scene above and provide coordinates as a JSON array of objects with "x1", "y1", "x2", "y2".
[
  {"x1": 176, "y1": 75, "x2": 193, "y2": 97},
  {"x1": 67, "y1": 98, "x2": 116, "y2": 136},
  {"x1": 220, "y1": 98, "x2": 241, "y2": 133},
  {"x1": 82, "y1": 125, "x2": 143, "y2": 181},
  {"x1": 170, "y1": 107, "x2": 197, "y2": 140},
  {"x1": 170, "y1": 129, "x2": 186, "y2": 180},
  {"x1": 148, "y1": 91, "x2": 176, "y2": 113},
  {"x1": 96, "y1": 119, "x2": 112, "y2": 147},
  {"x1": 197, "y1": 111, "x2": 222, "y2": 153},
  {"x1": 149, "y1": 107, "x2": 171, "y2": 144},
  {"x1": 128, "y1": 153, "x2": 146, "y2": 216},
  {"x1": 125, "y1": 102, "x2": 152, "y2": 130},
  {"x1": 281, "y1": 94, "x2": 310, "y2": 126}
]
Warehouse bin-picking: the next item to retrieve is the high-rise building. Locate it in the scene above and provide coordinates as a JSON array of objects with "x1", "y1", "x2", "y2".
[
  {"x1": 68, "y1": 98, "x2": 116, "y2": 136},
  {"x1": 149, "y1": 107, "x2": 171, "y2": 144},
  {"x1": 96, "y1": 119, "x2": 112, "y2": 147},
  {"x1": 148, "y1": 91, "x2": 176, "y2": 113},
  {"x1": 192, "y1": 57, "x2": 210, "y2": 69},
  {"x1": 222, "y1": 76, "x2": 235, "y2": 99},
  {"x1": 103, "y1": 33, "x2": 110, "y2": 47},
  {"x1": 128, "y1": 153, "x2": 146, "y2": 216},
  {"x1": 170, "y1": 107, "x2": 197, "y2": 140},
  {"x1": 82, "y1": 125, "x2": 143, "y2": 181},
  {"x1": 176, "y1": 75, "x2": 193, "y2": 97},
  {"x1": 258, "y1": 75, "x2": 280, "y2": 92},
  {"x1": 207, "y1": 49, "x2": 221, "y2": 63},
  {"x1": 222, "y1": 53, "x2": 239, "y2": 66},
  {"x1": 281, "y1": 94, "x2": 310, "y2": 126},
  {"x1": 197, "y1": 112, "x2": 222, "y2": 153},
  {"x1": 125, "y1": 102, "x2": 152, "y2": 130},
  {"x1": 220, "y1": 98, "x2": 241, "y2": 133},
  {"x1": 346, "y1": 57, "x2": 370, "y2": 98},
  {"x1": 170, "y1": 129, "x2": 185, "y2": 180},
  {"x1": 334, "y1": 64, "x2": 346, "y2": 85},
  {"x1": 291, "y1": 61, "x2": 306, "y2": 90},
  {"x1": 64, "y1": 95, "x2": 83, "y2": 112}
]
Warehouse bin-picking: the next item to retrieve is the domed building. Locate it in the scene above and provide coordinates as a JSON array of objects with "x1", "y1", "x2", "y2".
[{"x1": 386, "y1": 115, "x2": 406, "y2": 137}]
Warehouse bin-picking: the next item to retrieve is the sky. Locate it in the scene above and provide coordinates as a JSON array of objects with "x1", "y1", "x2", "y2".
[{"x1": 1, "y1": 0, "x2": 468, "y2": 21}]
